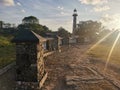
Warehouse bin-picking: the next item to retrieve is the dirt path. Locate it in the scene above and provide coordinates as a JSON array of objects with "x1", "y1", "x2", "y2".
[
  {"x1": 43, "y1": 44, "x2": 120, "y2": 90},
  {"x1": 0, "y1": 67, "x2": 15, "y2": 90}
]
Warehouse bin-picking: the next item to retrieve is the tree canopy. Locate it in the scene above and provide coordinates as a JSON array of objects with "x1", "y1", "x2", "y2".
[
  {"x1": 22, "y1": 16, "x2": 38, "y2": 21},
  {"x1": 57, "y1": 27, "x2": 71, "y2": 38},
  {"x1": 18, "y1": 16, "x2": 52, "y2": 36},
  {"x1": 75, "y1": 20, "x2": 102, "y2": 39},
  {"x1": 17, "y1": 23, "x2": 51, "y2": 36},
  {"x1": 22, "y1": 16, "x2": 39, "y2": 24}
]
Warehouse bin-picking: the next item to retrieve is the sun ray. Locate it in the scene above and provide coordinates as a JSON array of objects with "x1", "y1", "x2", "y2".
[
  {"x1": 87, "y1": 30, "x2": 116, "y2": 53},
  {"x1": 104, "y1": 31, "x2": 120, "y2": 73}
]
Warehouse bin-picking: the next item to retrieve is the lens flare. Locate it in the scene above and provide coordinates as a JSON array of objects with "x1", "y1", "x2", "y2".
[
  {"x1": 87, "y1": 30, "x2": 116, "y2": 52},
  {"x1": 104, "y1": 31, "x2": 120, "y2": 73}
]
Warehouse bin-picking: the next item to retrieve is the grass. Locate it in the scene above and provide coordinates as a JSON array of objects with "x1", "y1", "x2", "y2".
[
  {"x1": 0, "y1": 35, "x2": 15, "y2": 69},
  {"x1": 88, "y1": 31, "x2": 120, "y2": 66},
  {"x1": 88, "y1": 44, "x2": 111, "y2": 59}
]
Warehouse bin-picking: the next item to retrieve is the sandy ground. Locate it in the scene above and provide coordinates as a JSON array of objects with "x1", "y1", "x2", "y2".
[
  {"x1": 42, "y1": 44, "x2": 120, "y2": 90},
  {"x1": 0, "y1": 66, "x2": 15, "y2": 90},
  {"x1": 0, "y1": 44, "x2": 120, "y2": 90}
]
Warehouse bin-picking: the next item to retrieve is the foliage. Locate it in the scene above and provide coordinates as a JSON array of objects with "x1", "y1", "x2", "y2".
[
  {"x1": 22, "y1": 16, "x2": 38, "y2": 21},
  {"x1": 0, "y1": 35, "x2": 15, "y2": 68},
  {"x1": 0, "y1": 36, "x2": 10, "y2": 46},
  {"x1": 17, "y1": 23, "x2": 51, "y2": 36},
  {"x1": 75, "y1": 20, "x2": 102, "y2": 40},
  {"x1": 18, "y1": 16, "x2": 52, "y2": 36},
  {"x1": 57, "y1": 27, "x2": 71, "y2": 38},
  {"x1": 0, "y1": 21, "x2": 3, "y2": 25},
  {"x1": 0, "y1": 21, "x2": 3, "y2": 29}
]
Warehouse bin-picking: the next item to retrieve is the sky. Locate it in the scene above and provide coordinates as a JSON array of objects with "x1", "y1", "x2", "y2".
[{"x1": 0, "y1": 0, "x2": 120, "y2": 32}]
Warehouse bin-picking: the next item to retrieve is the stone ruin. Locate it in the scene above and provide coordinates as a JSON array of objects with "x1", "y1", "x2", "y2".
[
  {"x1": 12, "y1": 29, "x2": 47, "y2": 90},
  {"x1": 43, "y1": 33, "x2": 62, "y2": 52}
]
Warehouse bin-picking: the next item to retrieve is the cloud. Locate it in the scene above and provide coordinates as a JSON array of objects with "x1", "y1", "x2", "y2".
[
  {"x1": 58, "y1": 12, "x2": 70, "y2": 17},
  {"x1": 94, "y1": 6, "x2": 110, "y2": 12},
  {"x1": 100, "y1": 14, "x2": 120, "y2": 29},
  {"x1": 100, "y1": 14, "x2": 117, "y2": 23},
  {"x1": 79, "y1": 0, "x2": 108, "y2": 5},
  {"x1": 79, "y1": 0, "x2": 110, "y2": 13},
  {"x1": 57, "y1": 6, "x2": 64, "y2": 10},
  {"x1": 60, "y1": 12, "x2": 64, "y2": 15},
  {"x1": 21, "y1": 9, "x2": 26, "y2": 13},
  {"x1": 16, "y1": 2, "x2": 21, "y2": 6},
  {"x1": 0, "y1": 0, "x2": 15, "y2": 6}
]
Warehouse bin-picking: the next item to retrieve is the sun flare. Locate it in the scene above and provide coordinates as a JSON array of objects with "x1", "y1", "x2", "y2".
[{"x1": 104, "y1": 31, "x2": 120, "y2": 72}]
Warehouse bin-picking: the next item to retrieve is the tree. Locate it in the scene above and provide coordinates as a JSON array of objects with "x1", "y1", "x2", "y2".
[
  {"x1": 18, "y1": 16, "x2": 52, "y2": 36},
  {"x1": 22, "y1": 16, "x2": 39, "y2": 24},
  {"x1": 0, "y1": 21, "x2": 3, "y2": 29},
  {"x1": 57, "y1": 27, "x2": 71, "y2": 38},
  {"x1": 75, "y1": 20, "x2": 102, "y2": 41},
  {"x1": 17, "y1": 23, "x2": 51, "y2": 36}
]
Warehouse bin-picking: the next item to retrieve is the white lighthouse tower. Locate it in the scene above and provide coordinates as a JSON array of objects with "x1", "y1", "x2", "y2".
[{"x1": 72, "y1": 9, "x2": 78, "y2": 34}]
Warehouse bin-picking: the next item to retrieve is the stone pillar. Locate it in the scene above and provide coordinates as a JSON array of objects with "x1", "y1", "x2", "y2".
[{"x1": 12, "y1": 29, "x2": 47, "y2": 90}]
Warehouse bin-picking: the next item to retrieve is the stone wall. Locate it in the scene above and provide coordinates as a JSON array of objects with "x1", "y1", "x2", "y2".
[
  {"x1": 37, "y1": 42, "x2": 45, "y2": 82},
  {"x1": 62, "y1": 38, "x2": 69, "y2": 45},
  {"x1": 15, "y1": 42, "x2": 47, "y2": 90},
  {"x1": 46, "y1": 38, "x2": 61, "y2": 52},
  {"x1": 16, "y1": 43, "x2": 37, "y2": 82},
  {"x1": 46, "y1": 40, "x2": 54, "y2": 51}
]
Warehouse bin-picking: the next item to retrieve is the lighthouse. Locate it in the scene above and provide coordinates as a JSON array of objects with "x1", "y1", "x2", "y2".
[{"x1": 72, "y1": 9, "x2": 78, "y2": 34}]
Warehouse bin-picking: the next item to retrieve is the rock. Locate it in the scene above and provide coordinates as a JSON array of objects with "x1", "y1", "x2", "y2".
[{"x1": 66, "y1": 76, "x2": 79, "y2": 86}]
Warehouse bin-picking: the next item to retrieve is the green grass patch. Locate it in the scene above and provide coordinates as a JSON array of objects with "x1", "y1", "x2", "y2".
[
  {"x1": 88, "y1": 31, "x2": 120, "y2": 66},
  {"x1": 88, "y1": 44, "x2": 111, "y2": 59},
  {"x1": 0, "y1": 35, "x2": 15, "y2": 69}
]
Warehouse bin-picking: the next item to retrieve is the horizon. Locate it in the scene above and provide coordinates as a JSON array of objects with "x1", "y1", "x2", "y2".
[{"x1": 0, "y1": 0, "x2": 120, "y2": 32}]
